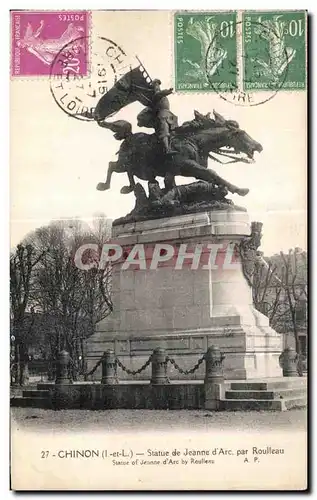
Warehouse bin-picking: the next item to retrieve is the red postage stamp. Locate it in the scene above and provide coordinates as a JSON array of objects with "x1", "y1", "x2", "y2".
[{"x1": 11, "y1": 10, "x2": 89, "y2": 77}]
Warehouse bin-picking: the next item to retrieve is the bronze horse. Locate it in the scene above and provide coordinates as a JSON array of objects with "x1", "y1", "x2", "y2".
[{"x1": 96, "y1": 111, "x2": 263, "y2": 197}]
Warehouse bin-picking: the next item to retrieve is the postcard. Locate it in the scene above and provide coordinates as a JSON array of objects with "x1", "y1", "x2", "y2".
[{"x1": 10, "y1": 9, "x2": 307, "y2": 490}]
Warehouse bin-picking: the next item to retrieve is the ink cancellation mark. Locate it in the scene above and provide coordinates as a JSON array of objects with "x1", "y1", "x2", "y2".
[
  {"x1": 11, "y1": 10, "x2": 89, "y2": 78},
  {"x1": 206, "y1": 20, "x2": 288, "y2": 107},
  {"x1": 174, "y1": 11, "x2": 306, "y2": 105},
  {"x1": 49, "y1": 36, "x2": 129, "y2": 121}
]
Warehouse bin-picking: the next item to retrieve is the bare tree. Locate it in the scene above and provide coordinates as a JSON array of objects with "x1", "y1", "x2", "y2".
[
  {"x1": 10, "y1": 244, "x2": 45, "y2": 385},
  {"x1": 28, "y1": 216, "x2": 112, "y2": 377},
  {"x1": 252, "y1": 249, "x2": 307, "y2": 355},
  {"x1": 252, "y1": 255, "x2": 283, "y2": 326},
  {"x1": 280, "y1": 249, "x2": 307, "y2": 354}
]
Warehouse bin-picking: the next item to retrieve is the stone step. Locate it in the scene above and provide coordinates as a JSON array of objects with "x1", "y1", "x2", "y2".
[
  {"x1": 220, "y1": 396, "x2": 307, "y2": 411},
  {"x1": 22, "y1": 390, "x2": 50, "y2": 398},
  {"x1": 230, "y1": 379, "x2": 307, "y2": 391},
  {"x1": 37, "y1": 383, "x2": 58, "y2": 390},
  {"x1": 284, "y1": 396, "x2": 308, "y2": 410},
  {"x1": 11, "y1": 397, "x2": 52, "y2": 409},
  {"x1": 11, "y1": 385, "x2": 38, "y2": 396},
  {"x1": 225, "y1": 388, "x2": 306, "y2": 400}
]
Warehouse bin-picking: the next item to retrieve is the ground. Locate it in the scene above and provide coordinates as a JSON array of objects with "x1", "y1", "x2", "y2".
[{"x1": 11, "y1": 407, "x2": 306, "y2": 433}]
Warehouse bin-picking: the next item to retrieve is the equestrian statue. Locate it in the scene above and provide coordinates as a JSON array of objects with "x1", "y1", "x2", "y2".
[{"x1": 86, "y1": 61, "x2": 263, "y2": 222}]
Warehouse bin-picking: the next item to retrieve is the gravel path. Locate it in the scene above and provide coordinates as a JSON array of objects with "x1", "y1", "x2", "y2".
[{"x1": 11, "y1": 407, "x2": 306, "y2": 433}]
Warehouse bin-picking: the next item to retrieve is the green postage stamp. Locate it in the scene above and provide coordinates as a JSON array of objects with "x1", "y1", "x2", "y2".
[
  {"x1": 174, "y1": 10, "x2": 307, "y2": 93},
  {"x1": 243, "y1": 11, "x2": 307, "y2": 91},
  {"x1": 174, "y1": 12, "x2": 238, "y2": 92}
]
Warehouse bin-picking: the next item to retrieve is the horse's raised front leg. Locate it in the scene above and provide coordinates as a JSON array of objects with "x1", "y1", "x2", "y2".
[
  {"x1": 180, "y1": 159, "x2": 249, "y2": 196},
  {"x1": 96, "y1": 161, "x2": 119, "y2": 191}
]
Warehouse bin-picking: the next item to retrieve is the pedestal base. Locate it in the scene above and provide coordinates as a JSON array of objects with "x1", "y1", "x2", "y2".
[{"x1": 86, "y1": 212, "x2": 283, "y2": 380}]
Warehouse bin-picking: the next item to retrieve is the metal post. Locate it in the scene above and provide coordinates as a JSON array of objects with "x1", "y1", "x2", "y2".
[
  {"x1": 298, "y1": 353, "x2": 307, "y2": 377},
  {"x1": 205, "y1": 345, "x2": 225, "y2": 383},
  {"x1": 151, "y1": 348, "x2": 169, "y2": 385},
  {"x1": 55, "y1": 350, "x2": 72, "y2": 385},
  {"x1": 279, "y1": 347, "x2": 299, "y2": 377},
  {"x1": 101, "y1": 350, "x2": 118, "y2": 384}
]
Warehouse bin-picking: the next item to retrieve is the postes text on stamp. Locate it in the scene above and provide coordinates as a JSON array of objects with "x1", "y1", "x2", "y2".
[
  {"x1": 11, "y1": 10, "x2": 89, "y2": 77},
  {"x1": 174, "y1": 12, "x2": 237, "y2": 93},
  {"x1": 242, "y1": 11, "x2": 307, "y2": 92}
]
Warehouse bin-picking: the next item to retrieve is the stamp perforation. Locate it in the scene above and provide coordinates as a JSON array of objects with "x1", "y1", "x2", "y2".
[
  {"x1": 10, "y1": 10, "x2": 91, "y2": 80},
  {"x1": 173, "y1": 9, "x2": 307, "y2": 104}
]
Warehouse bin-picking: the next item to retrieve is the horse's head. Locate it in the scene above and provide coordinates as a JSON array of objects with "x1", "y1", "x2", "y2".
[
  {"x1": 205, "y1": 110, "x2": 263, "y2": 161},
  {"x1": 193, "y1": 110, "x2": 214, "y2": 127}
]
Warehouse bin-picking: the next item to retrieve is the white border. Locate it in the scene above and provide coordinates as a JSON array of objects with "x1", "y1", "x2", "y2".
[{"x1": 2, "y1": 1, "x2": 314, "y2": 497}]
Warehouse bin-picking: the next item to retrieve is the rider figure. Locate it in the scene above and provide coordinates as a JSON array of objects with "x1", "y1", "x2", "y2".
[{"x1": 137, "y1": 79, "x2": 178, "y2": 155}]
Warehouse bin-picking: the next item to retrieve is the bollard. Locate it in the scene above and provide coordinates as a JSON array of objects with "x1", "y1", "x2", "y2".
[
  {"x1": 204, "y1": 345, "x2": 225, "y2": 411},
  {"x1": 55, "y1": 350, "x2": 72, "y2": 385},
  {"x1": 151, "y1": 348, "x2": 169, "y2": 385},
  {"x1": 205, "y1": 345, "x2": 225, "y2": 383},
  {"x1": 298, "y1": 354, "x2": 307, "y2": 377},
  {"x1": 279, "y1": 347, "x2": 299, "y2": 377},
  {"x1": 101, "y1": 350, "x2": 118, "y2": 385}
]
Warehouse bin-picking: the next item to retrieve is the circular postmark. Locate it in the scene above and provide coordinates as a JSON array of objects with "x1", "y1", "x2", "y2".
[
  {"x1": 205, "y1": 20, "x2": 289, "y2": 107},
  {"x1": 50, "y1": 35, "x2": 130, "y2": 120}
]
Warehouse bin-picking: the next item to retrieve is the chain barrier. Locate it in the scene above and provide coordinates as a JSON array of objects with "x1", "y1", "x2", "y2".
[
  {"x1": 85, "y1": 357, "x2": 103, "y2": 377},
  {"x1": 115, "y1": 354, "x2": 153, "y2": 376},
  {"x1": 167, "y1": 354, "x2": 205, "y2": 375},
  {"x1": 66, "y1": 351, "x2": 206, "y2": 380},
  {"x1": 69, "y1": 352, "x2": 153, "y2": 380}
]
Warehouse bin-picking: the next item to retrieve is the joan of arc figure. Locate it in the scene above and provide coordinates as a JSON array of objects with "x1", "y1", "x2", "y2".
[{"x1": 136, "y1": 79, "x2": 178, "y2": 155}]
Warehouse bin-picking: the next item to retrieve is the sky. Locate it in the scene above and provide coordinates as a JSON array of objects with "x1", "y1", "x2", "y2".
[{"x1": 10, "y1": 10, "x2": 307, "y2": 256}]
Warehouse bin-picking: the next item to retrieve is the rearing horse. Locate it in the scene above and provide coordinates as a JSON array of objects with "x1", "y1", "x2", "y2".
[{"x1": 97, "y1": 111, "x2": 263, "y2": 197}]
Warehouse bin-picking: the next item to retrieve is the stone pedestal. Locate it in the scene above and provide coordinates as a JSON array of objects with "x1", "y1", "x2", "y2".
[{"x1": 86, "y1": 211, "x2": 283, "y2": 380}]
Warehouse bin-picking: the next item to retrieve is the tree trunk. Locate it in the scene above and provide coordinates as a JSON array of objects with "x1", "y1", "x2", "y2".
[
  {"x1": 18, "y1": 343, "x2": 30, "y2": 386},
  {"x1": 12, "y1": 342, "x2": 20, "y2": 385},
  {"x1": 293, "y1": 325, "x2": 301, "y2": 355},
  {"x1": 19, "y1": 360, "x2": 29, "y2": 386}
]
